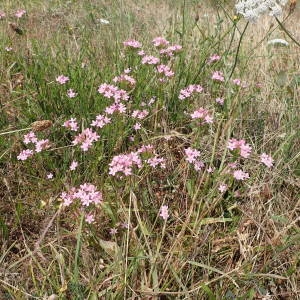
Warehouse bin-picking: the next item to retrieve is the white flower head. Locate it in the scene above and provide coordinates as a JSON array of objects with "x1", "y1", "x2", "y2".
[{"x1": 235, "y1": 0, "x2": 288, "y2": 22}]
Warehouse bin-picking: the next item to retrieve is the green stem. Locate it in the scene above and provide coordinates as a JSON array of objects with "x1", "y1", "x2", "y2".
[{"x1": 275, "y1": 16, "x2": 300, "y2": 47}]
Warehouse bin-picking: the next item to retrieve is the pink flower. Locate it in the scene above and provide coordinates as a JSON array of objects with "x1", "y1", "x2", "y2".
[
  {"x1": 75, "y1": 183, "x2": 103, "y2": 206},
  {"x1": 113, "y1": 73, "x2": 136, "y2": 86},
  {"x1": 218, "y1": 183, "x2": 228, "y2": 193},
  {"x1": 132, "y1": 109, "x2": 148, "y2": 120},
  {"x1": 142, "y1": 55, "x2": 160, "y2": 65},
  {"x1": 0, "y1": 11, "x2": 6, "y2": 19},
  {"x1": 56, "y1": 75, "x2": 69, "y2": 84},
  {"x1": 160, "y1": 205, "x2": 169, "y2": 220},
  {"x1": 260, "y1": 153, "x2": 274, "y2": 168},
  {"x1": 123, "y1": 39, "x2": 142, "y2": 48},
  {"x1": 179, "y1": 84, "x2": 203, "y2": 100},
  {"x1": 63, "y1": 118, "x2": 78, "y2": 131},
  {"x1": 212, "y1": 71, "x2": 224, "y2": 82},
  {"x1": 207, "y1": 167, "x2": 215, "y2": 173},
  {"x1": 47, "y1": 173, "x2": 54, "y2": 179},
  {"x1": 98, "y1": 83, "x2": 129, "y2": 101},
  {"x1": 17, "y1": 149, "x2": 34, "y2": 161},
  {"x1": 60, "y1": 188, "x2": 76, "y2": 206},
  {"x1": 91, "y1": 114, "x2": 111, "y2": 128},
  {"x1": 15, "y1": 9, "x2": 26, "y2": 18},
  {"x1": 109, "y1": 151, "x2": 142, "y2": 176},
  {"x1": 70, "y1": 160, "x2": 78, "y2": 171},
  {"x1": 159, "y1": 44, "x2": 182, "y2": 57},
  {"x1": 147, "y1": 156, "x2": 166, "y2": 169},
  {"x1": 105, "y1": 102, "x2": 126, "y2": 115},
  {"x1": 208, "y1": 54, "x2": 221, "y2": 64},
  {"x1": 110, "y1": 228, "x2": 118, "y2": 235},
  {"x1": 85, "y1": 214, "x2": 95, "y2": 224},
  {"x1": 72, "y1": 128, "x2": 100, "y2": 151},
  {"x1": 133, "y1": 123, "x2": 141, "y2": 130},
  {"x1": 67, "y1": 89, "x2": 77, "y2": 98},
  {"x1": 227, "y1": 139, "x2": 252, "y2": 158},
  {"x1": 157, "y1": 64, "x2": 174, "y2": 77},
  {"x1": 233, "y1": 170, "x2": 249, "y2": 181},
  {"x1": 215, "y1": 97, "x2": 224, "y2": 105},
  {"x1": 190, "y1": 107, "x2": 213, "y2": 124},
  {"x1": 184, "y1": 147, "x2": 200, "y2": 163},
  {"x1": 5, "y1": 47, "x2": 13, "y2": 52},
  {"x1": 152, "y1": 37, "x2": 169, "y2": 47},
  {"x1": 35, "y1": 139, "x2": 50, "y2": 152},
  {"x1": 137, "y1": 50, "x2": 145, "y2": 56},
  {"x1": 23, "y1": 131, "x2": 37, "y2": 144},
  {"x1": 232, "y1": 78, "x2": 241, "y2": 85}
]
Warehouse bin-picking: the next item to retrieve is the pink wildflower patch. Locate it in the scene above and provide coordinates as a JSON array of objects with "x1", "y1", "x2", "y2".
[
  {"x1": 113, "y1": 73, "x2": 136, "y2": 86},
  {"x1": 233, "y1": 170, "x2": 249, "y2": 181},
  {"x1": 212, "y1": 71, "x2": 224, "y2": 82},
  {"x1": 17, "y1": 149, "x2": 34, "y2": 161},
  {"x1": 70, "y1": 160, "x2": 78, "y2": 171},
  {"x1": 142, "y1": 55, "x2": 160, "y2": 65},
  {"x1": 227, "y1": 138, "x2": 252, "y2": 158},
  {"x1": 98, "y1": 83, "x2": 129, "y2": 101},
  {"x1": 72, "y1": 128, "x2": 100, "y2": 151},
  {"x1": 90, "y1": 114, "x2": 111, "y2": 128},
  {"x1": 109, "y1": 151, "x2": 142, "y2": 176},
  {"x1": 63, "y1": 118, "x2": 78, "y2": 131},
  {"x1": 190, "y1": 107, "x2": 213, "y2": 124},
  {"x1": 85, "y1": 214, "x2": 95, "y2": 224},
  {"x1": 15, "y1": 9, "x2": 26, "y2": 18},
  {"x1": 67, "y1": 89, "x2": 77, "y2": 98},
  {"x1": 147, "y1": 155, "x2": 166, "y2": 169},
  {"x1": 156, "y1": 64, "x2": 174, "y2": 77},
  {"x1": 0, "y1": 11, "x2": 6, "y2": 19},
  {"x1": 152, "y1": 37, "x2": 169, "y2": 48},
  {"x1": 23, "y1": 131, "x2": 38, "y2": 144},
  {"x1": 56, "y1": 75, "x2": 69, "y2": 84},
  {"x1": 208, "y1": 54, "x2": 221, "y2": 64},
  {"x1": 159, "y1": 205, "x2": 169, "y2": 220},
  {"x1": 218, "y1": 183, "x2": 228, "y2": 193},
  {"x1": 260, "y1": 153, "x2": 274, "y2": 168},
  {"x1": 123, "y1": 39, "x2": 142, "y2": 49},
  {"x1": 179, "y1": 84, "x2": 203, "y2": 100},
  {"x1": 132, "y1": 109, "x2": 149, "y2": 120},
  {"x1": 159, "y1": 44, "x2": 182, "y2": 57},
  {"x1": 215, "y1": 97, "x2": 224, "y2": 105},
  {"x1": 35, "y1": 139, "x2": 50, "y2": 152}
]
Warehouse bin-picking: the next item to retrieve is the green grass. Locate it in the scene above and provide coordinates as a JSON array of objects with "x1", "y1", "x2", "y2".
[{"x1": 0, "y1": 0, "x2": 299, "y2": 299}]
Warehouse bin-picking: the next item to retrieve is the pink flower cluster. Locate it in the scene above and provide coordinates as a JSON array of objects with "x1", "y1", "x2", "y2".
[
  {"x1": 184, "y1": 147, "x2": 205, "y2": 171},
  {"x1": 157, "y1": 64, "x2": 174, "y2": 77},
  {"x1": 109, "y1": 151, "x2": 142, "y2": 176},
  {"x1": 190, "y1": 107, "x2": 213, "y2": 124},
  {"x1": 98, "y1": 83, "x2": 129, "y2": 101},
  {"x1": 132, "y1": 109, "x2": 149, "y2": 120},
  {"x1": 56, "y1": 75, "x2": 69, "y2": 84},
  {"x1": 160, "y1": 205, "x2": 169, "y2": 220},
  {"x1": 159, "y1": 45, "x2": 182, "y2": 57},
  {"x1": 123, "y1": 39, "x2": 142, "y2": 49},
  {"x1": 232, "y1": 78, "x2": 248, "y2": 88},
  {"x1": 227, "y1": 138, "x2": 252, "y2": 158},
  {"x1": 17, "y1": 131, "x2": 50, "y2": 160},
  {"x1": 63, "y1": 118, "x2": 78, "y2": 131},
  {"x1": 233, "y1": 170, "x2": 250, "y2": 181},
  {"x1": 212, "y1": 71, "x2": 224, "y2": 82},
  {"x1": 260, "y1": 153, "x2": 274, "y2": 168},
  {"x1": 147, "y1": 155, "x2": 166, "y2": 169},
  {"x1": 0, "y1": 11, "x2": 5, "y2": 19},
  {"x1": 113, "y1": 73, "x2": 136, "y2": 86},
  {"x1": 179, "y1": 84, "x2": 204, "y2": 100},
  {"x1": 15, "y1": 9, "x2": 26, "y2": 18},
  {"x1": 142, "y1": 55, "x2": 160, "y2": 65},
  {"x1": 208, "y1": 54, "x2": 221, "y2": 64},
  {"x1": 153, "y1": 37, "x2": 170, "y2": 48},
  {"x1": 105, "y1": 102, "x2": 126, "y2": 115},
  {"x1": 61, "y1": 183, "x2": 103, "y2": 207},
  {"x1": 72, "y1": 128, "x2": 100, "y2": 151},
  {"x1": 91, "y1": 114, "x2": 111, "y2": 128}
]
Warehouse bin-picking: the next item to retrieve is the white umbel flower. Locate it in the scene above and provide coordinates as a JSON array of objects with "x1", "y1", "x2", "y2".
[{"x1": 235, "y1": 0, "x2": 288, "y2": 22}]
